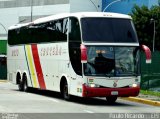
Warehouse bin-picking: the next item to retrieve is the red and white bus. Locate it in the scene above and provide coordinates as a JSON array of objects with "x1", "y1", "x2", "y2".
[{"x1": 7, "y1": 12, "x2": 151, "y2": 103}]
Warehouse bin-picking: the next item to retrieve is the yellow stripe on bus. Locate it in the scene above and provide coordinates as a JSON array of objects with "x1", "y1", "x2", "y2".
[{"x1": 26, "y1": 45, "x2": 38, "y2": 88}]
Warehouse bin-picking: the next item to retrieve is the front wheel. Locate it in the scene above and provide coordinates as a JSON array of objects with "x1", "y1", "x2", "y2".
[
  {"x1": 62, "y1": 80, "x2": 70, "y2": 100},
  {"x1": 106, "y1": 96, "x2": 117, "y2": 104}
]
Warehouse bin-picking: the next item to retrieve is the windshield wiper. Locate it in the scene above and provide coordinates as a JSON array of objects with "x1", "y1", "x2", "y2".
[{"x1": 105, "y1": 72, "x2": 113, "y2": 78}]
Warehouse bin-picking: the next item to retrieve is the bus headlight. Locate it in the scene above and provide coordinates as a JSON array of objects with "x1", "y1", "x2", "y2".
[
  {"x1": 132, "y1": 83, "x2": 138, "y2": 87},
  {"x1": 90, "y1": 84, "x2": 96, "y2": 87},
  {"x1": 129, "y1": 83, "x2": 139, "y2": 88},
  {"x1": 88, "y1": 83, "x2": 99, "y2": 88}
]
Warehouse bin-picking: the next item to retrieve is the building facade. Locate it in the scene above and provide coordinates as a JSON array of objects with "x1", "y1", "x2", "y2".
[{"x1": 102, "y1": 0, "x2": 159, "y2": 14}]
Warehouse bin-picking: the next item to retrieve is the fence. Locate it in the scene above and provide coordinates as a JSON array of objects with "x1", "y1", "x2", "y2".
[{"x1": 141, "y1": 51, "x2": 160, "y2": 92}]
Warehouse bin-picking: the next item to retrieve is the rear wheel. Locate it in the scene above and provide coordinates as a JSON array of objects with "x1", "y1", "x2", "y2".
[
  {"x1": 18, "y1": 75, "x2": 29, "y2": 92},
  {"x1": 23, "y1": 77, "x2": 29, "y2": 92},
  {"x1": 17, "y1": 74, "x2": 23, "y2": 91},
  {"x1": 106, "y1": 96, "x2": 117, "y2": 104},
  {"x1": 18, "y1": 81, "x2": 23, "y2": 91}
]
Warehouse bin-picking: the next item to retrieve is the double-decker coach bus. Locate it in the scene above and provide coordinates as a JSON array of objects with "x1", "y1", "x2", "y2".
[{"x1": 7, "y1": 12, "x2": 151, "y2": 103}]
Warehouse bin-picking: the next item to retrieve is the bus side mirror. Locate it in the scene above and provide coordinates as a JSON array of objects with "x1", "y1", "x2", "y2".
[
  {"x1": 141, "y1": 45, "x2": 151, "y2": 64},
  {"x1": 80, "y1": 44, "x2": 87, "y2": 63}
]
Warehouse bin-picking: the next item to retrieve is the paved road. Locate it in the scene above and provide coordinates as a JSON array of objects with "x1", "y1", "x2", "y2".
[{"x1": 0, "y1": 82, "x2": 159, "y2": 119}]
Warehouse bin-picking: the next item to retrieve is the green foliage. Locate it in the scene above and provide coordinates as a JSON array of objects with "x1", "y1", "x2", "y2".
[
  {"x1": 130, "y1": 5, "x2": 160, "y2": 51},
  {"x1": 140, "y1": 90, "x2": 160, "y2": 97}
]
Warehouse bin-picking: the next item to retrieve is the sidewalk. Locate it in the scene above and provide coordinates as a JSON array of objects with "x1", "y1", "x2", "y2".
[
  {"x1": 121, "y1": 93, "x2": 160, "y2": 107},
  {"x1": 0, "y1": 79, "x2": 7, "y2": 82}
]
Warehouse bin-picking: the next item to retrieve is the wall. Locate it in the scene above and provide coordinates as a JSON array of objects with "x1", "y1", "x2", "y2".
[{"x1": 70, "y1": 0, "x2": 101, "y2": 12}]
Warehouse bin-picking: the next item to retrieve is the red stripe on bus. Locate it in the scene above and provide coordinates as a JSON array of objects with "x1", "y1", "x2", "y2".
[{"x1": 31, "y1": 44, "x2": 46, "y2": 89}]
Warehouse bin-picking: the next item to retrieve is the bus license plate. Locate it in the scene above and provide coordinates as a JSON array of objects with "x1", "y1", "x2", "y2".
[{"x1": 111, "y1": 91, "x2": 118, "y2": 95}]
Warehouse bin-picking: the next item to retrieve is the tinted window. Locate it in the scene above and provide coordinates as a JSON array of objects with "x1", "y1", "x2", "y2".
[
  {"x1": 69, "y1": 17, "x2": 81, "y2": 42},
  {"x1": 8, "y1": 28, "x2": 21, "y2": 45},
  {"x1": 8, "y1": 18, "x2": 68, "y2": 45},
  {"x1": 69, "y1": 17, "x2": 82, "y2": 75},
  {"x1": 31, "y1": 18, "x2": 68, "y2": 43},
  {"x1": 81, "y1": 18, "x2": 138, "y2": 43}
]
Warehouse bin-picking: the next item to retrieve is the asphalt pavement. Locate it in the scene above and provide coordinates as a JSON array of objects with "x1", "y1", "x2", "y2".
[
  {"x1": 0, "y1": 80, "x2": 160, "y2": 119},
  {"x1": 0, "y1": 79, "x2": 160, "y2": 107}
]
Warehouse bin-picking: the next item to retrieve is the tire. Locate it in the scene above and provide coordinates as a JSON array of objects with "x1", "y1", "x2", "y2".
[
  {"x1": 106, "y1": 96, "x2": 117, "y2": 104},
  {"x1": 18, "y1": 81, "x2": 23, "y2": 91},
  {"x1": 18, "y1": 75, "x2": 29, "y2": 92},
  {"x1": 62, "y1": 80, "x2": 70, "y2": 100},
  {"x1": 23, "y1": 78, "x2": 29, "y2": 92}
]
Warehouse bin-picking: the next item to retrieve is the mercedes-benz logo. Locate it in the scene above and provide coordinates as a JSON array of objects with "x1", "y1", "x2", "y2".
[
  {"x1": 113, "y1": 80, "x2": 118, "y2": 87},
  {"x1": 113, "y1": 82, "x2": 117, "y2": 87}
]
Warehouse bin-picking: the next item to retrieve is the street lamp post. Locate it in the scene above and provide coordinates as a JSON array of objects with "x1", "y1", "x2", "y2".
[
  {"x1": 150, "y1": 18, "x2": 156, "y2": 52},
  {"x1": 89, "y1": 0, "x2": 99, "y2": 12},
  {"x1": 103, "y1": 0, "x2": 122, "y2": 12},
  {"x1": 31, "y1": 0, "x2": 33, "y2": 22}
]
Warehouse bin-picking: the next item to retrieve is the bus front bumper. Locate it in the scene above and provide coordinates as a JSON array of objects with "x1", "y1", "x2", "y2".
[{"x1": 82, "y1": 84, "x2": 140, "y2": 97}]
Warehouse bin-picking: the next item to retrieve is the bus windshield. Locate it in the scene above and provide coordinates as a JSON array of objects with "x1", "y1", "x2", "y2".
[
  {"x1": 81, "y1": 18, "x2": 138, "y2": 43},
  {"x1": 84, "y1": 46, "x2": 140, "y2": 77}
]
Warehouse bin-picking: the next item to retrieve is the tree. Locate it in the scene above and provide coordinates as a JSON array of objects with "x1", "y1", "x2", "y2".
[{"x1": 130, "y1": 5, "x2": 160, "y2": 51}]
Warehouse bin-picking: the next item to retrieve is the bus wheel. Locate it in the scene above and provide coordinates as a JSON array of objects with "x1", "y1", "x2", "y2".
[
  {"x1": 22, "y1": 76, "x2": 29, "y2": 92},
  {"x1": 17, "y1": 74, "x2": 23, "y2": 91},
  {"x1": 106, "y1": 96, "x2": 117, "y2": 104},
  {"x1": 18, "y1": 81, "x2": 23, "y2": 91},
  {"x1": 63, "y1": 80, "x2": 70, "y2": 100}
]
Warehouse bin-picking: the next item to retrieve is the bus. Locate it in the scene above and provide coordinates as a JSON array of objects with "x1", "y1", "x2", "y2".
[{"x1": 7, "y1": 12, "x2": 151, "y2": 103}]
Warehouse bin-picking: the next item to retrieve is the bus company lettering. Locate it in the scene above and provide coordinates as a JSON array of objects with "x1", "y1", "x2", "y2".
[{"x1": 40, "y1": 45, "x2": 62, "y2": 56}]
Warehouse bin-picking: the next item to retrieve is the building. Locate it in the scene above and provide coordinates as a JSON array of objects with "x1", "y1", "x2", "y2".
[{"x1": 102, "y1": 0, "x2": 159, "y2": 14}]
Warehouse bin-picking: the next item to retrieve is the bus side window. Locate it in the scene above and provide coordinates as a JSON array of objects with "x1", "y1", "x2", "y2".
[
  {"x1": 54, "y1": 18, "x2": 68, "y2": 42},
  {"x1": 8, "y1": 29, "x2": 16, "y2": 45},
  {"x1": 69, "y1": 17, "x2": 82, "y2": 76},
  {"x1": 69, "y1": 18, "x2": 81, "y2": 42},
  {"x1": 20, "y1": 26, "x2": 31, "y2": 44},
  {"x1": 38, "y1": 18, "x2": 68, "y2": 43}
]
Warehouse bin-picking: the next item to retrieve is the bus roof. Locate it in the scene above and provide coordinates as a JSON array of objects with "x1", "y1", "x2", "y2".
[{"x1": 9, "y1": 12, "x2": 132, "y2": 30}]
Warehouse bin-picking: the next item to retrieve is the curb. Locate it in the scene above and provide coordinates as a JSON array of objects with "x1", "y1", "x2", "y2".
[
  {"x1": 0, "y1": 80, "x2": 8, "y2": 83},
  {"x1": 121, "y1": 97, "x2": 160, "y2": 107}
]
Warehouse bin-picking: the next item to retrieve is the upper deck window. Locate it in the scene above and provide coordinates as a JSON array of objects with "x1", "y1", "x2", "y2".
[
  {"x1": 81, "y1": 18, "x2": 138, "y2": 43},
  {"x1": 8, "y1": 18, "x2": 68, "y2": 45}
]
